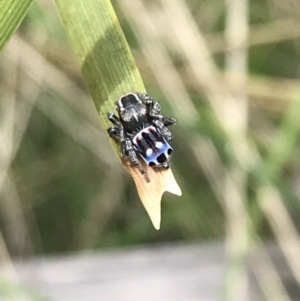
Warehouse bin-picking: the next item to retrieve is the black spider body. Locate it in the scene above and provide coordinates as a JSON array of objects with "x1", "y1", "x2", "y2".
[{"x1": 107, "y1": 92, "x2": 176, "y2": 182}]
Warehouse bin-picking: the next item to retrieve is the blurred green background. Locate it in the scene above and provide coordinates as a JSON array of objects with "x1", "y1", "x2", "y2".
[{"x1": 1, "y1": 0, "x2": 300, "y2": 267}]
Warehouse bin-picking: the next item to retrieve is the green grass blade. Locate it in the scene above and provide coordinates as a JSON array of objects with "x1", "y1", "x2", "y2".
[
  {"x1": 54, "y1": 0, "x2": 145, "y2": 135},
  {"x1": 0, "y1": 0, "x2": 33, "y2": 51}
]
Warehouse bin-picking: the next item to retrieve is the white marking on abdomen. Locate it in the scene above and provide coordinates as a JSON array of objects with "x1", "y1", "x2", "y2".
[
  {"x1": 155, "y1": 142, "x2": 163, "y2": 149},
  {"x1": 146, "y1": 148, "x2": 153, "y2": 156}
]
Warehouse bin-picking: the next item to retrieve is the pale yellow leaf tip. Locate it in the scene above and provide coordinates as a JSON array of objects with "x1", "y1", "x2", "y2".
[{"x1": 122, "y1": 159, "x2": 182, "y2": 230}]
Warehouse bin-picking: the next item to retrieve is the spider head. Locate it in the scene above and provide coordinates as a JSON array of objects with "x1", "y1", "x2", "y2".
[{"x1": 116, "y1": 93, "x2": 146, "y2": 123}]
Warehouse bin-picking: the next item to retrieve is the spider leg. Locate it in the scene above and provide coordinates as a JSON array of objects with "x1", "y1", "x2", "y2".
[
  {"x1": 107, "y1": 126, "x2": 122, "y2": 141},
  {"x1": 109, "y1": 127, "x2": 128, "y2": 158},
  {"x1": 123, "y1": 138, "x2": 150, "y2": 182},
  {"x1": 108, "y1": 126, "x2": 132, "y2": 163},
  {"x1": 153, "y1": 120, "x2": 173, "y2": 141},
  {"x1": 139, "y1": 93, "x2": 160, "y2": 116},
  {"x1": 151, "y1": 113, "x2": 176, "y2": 127},
  {"x1": 107, "y1": 112, "x2": 121, "y2": 126},
  {"x1": 160, "y1": 117, "x2": 176, "y2": 127},
  {"x1": 107, "y1": 112, "x2": 124, "y2": 142},
  {"x1": 139, "y1": 93, "x2": 155, "y2": 108},
  {"x1": 139, "y1": 94, "x2": 176, "y2": 127}
]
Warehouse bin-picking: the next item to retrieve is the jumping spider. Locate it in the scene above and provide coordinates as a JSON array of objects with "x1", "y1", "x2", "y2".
[{"x1": 107, "y1": 92, "x2": 176, "y2": 182}]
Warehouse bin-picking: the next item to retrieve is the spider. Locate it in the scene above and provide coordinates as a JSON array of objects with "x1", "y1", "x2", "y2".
[{"x1": 107, "y1": 92, "x2": 176, "y2": 182}]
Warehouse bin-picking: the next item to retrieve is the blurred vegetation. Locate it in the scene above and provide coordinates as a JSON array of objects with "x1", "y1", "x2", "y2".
[{"x1": 1, "y1": 0, "x2": 300, "y2": 297}]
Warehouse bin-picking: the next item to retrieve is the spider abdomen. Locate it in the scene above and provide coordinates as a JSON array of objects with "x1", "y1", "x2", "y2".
[{"x1": 132, "y1": 126, "x2": 173, "y2": 168}]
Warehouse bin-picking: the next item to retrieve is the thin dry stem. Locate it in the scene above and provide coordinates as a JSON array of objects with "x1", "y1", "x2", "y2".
[
  {"x1": 223, "y1": 0, "x2": 250, "y2": 298},
  {"x1": 3, "y1": 35, "x2": 115, "y2": 164},
  {"x1": 259, "y1": 186, "x2": 300, "y2": 286},
  {"x1": 1, "y1": 175, "x2": 34, "y2": 255},
  {"x1": 207, "y1": 19, "x2": 300, "y2": 54},
  {"x1": 191, "y1": 133, "x2": 291, "y2": 301},
  {"x1": 0, "y1": 232, "x2": 17, "y2": 281},
  {"x1": 0, "y1": 38, "x2": 41, "y2": 192},
  {"x1": 77, "y1": 169, "x2": 125, "y2": 247},
  {"x1": 156, "y1": 0, "x2": 228, "y2": 121},
  {"x1": 120, "y1": 0, "x2": 198, "y2": 127},
  {"x1": 0, "y1": 36, "x2": 41, "y2": 256},
  {"x1": 250, "y1": 241, "x2": 292, "y2": 301}
]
